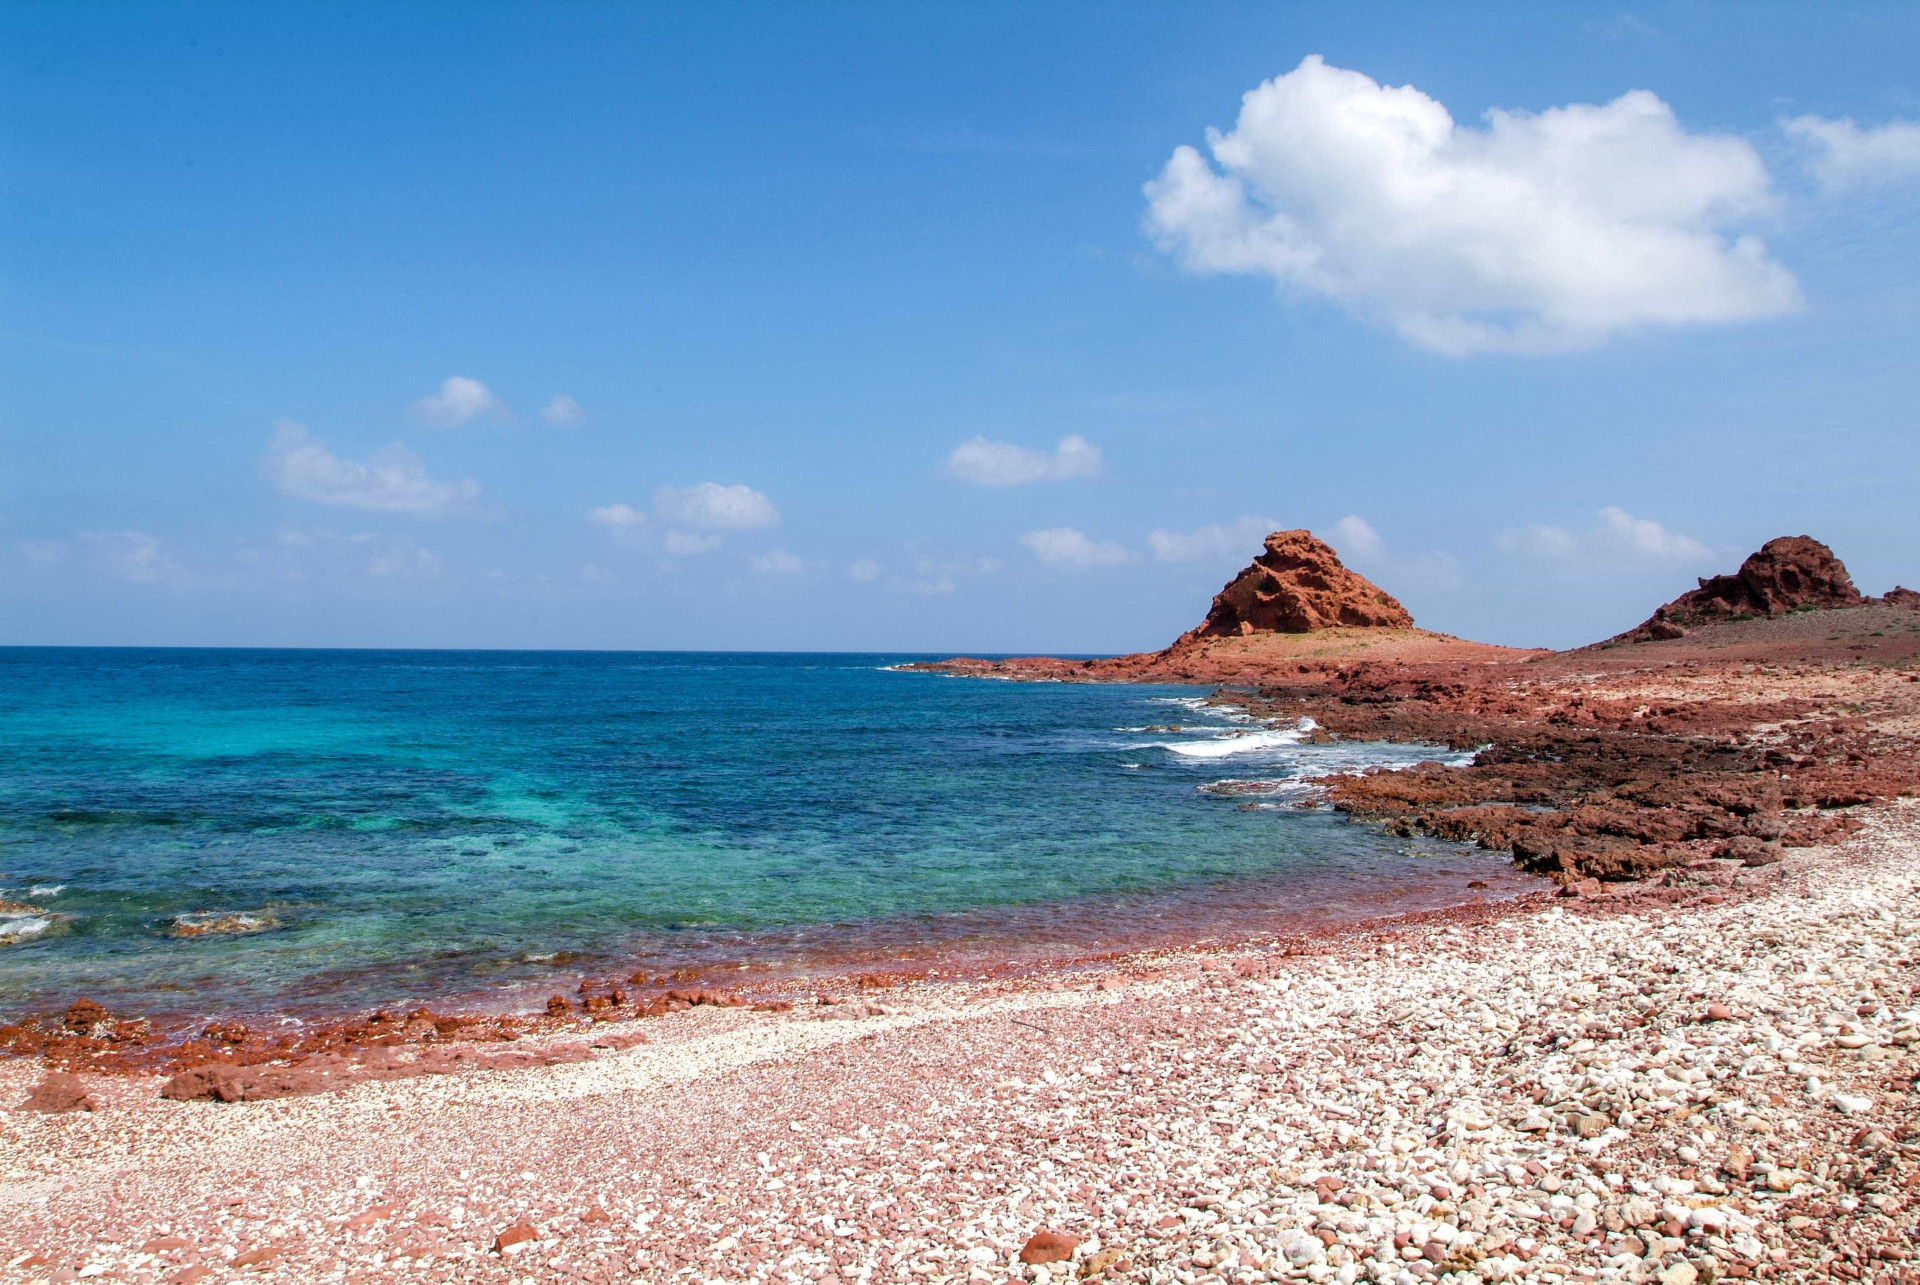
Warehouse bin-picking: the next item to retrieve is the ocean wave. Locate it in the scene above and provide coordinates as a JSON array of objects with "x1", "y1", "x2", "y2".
[
  {"x1": 1151, "y1": 718, "x2": 1318, "y2": 759},
  {"x1": 170, "y1": 911, "x2": 280, "y2": 938},
  {"x1": 29, "y1": 884, "x2": 65, "y2": 898},
  {"x1": 0, "y1": 913, "x2": 55, "y2": 945}
]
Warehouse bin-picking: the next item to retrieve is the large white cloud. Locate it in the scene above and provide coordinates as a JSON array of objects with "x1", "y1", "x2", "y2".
[
  {"x1": 1148, "y1": 516, "x2": 1279, "y2": 564},
  {"x1": 946, "y1": 435, "x2": 1103, "y2": 485},
  {"x1": 412, "y1": 376, "x2": 504, "y2": 427},
  {"x1": 265, "y1": 420, "x2": 479, "y2": 514},
  {"x1": 1783, "y1": 115, "x2": 1920, "y2": 190},
  {"x1": 652, "y1": 483, "x2": 779, "y2": 530},
  {"x1": 1021, "y1": 527, "x2": 1131, "y2": 569},
  {"x1": 1497, "y1": 506, "x2": 1710, "y2": 562},
  {"x1": 1144, "y1": 56, "x2": 1799, "y2": 355}
]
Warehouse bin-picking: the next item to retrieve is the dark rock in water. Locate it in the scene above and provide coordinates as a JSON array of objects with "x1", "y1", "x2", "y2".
[
  {"x1": 1623, "y1": 535, "x2": 1864, "y2": 641},
  {"x1": 1187, "y1": 529, "x2": 1413, "y2": 639},
  {"x1": 20, "y1": 1071, "x2": 96, "y2": 1113}
]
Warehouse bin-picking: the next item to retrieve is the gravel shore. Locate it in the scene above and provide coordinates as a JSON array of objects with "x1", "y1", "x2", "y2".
[{"x1": 3, "y1": 803, "x2": 1916, "y2": 1285}]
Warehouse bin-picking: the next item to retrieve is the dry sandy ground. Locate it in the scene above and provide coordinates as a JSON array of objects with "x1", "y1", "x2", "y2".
[{"x1": 3, "y1": 807, "x2": 1917, "y2": 1285}]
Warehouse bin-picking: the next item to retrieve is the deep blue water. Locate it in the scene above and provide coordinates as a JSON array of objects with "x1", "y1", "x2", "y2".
[{"x1": 0, "y1": 649, "x2": 1535, "y2": 1024}]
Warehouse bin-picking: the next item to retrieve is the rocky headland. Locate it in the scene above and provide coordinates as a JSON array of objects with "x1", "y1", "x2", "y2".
[{"x1": 910, "y1": 532, "x2": 1920, "y2": 893}]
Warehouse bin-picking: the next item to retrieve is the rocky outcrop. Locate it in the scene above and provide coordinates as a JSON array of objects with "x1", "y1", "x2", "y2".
[
  {"x1": 1626, "y1": 535, "x2": 1863, "y2": 640},
  {"x1": 1885, "y1": 585, "x2": 1920, "y2": 610},
  {"x1": 1183, "y1": 529, "x2": 1412, "y2": 639},
  {"x1": 18, "y1": 1071, "x2": 96, "y2": 1113}
]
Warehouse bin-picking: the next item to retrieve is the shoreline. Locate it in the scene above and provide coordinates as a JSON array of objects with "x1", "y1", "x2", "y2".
[
  {"x1": 12, "y1": 602, "x2": 1916, "y2": 1081},
  {"x1": 1, "y1": 847, "x2": 1554, "y2": 1082},
  {"x1": 3, "y1": 801, "x2": 1913, "y2": 1283}
]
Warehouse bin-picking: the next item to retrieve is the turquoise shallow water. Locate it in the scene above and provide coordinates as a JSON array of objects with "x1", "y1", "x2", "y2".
[{"x1": 0, "y1": 648, "x2": 1536, "y2": 1024}]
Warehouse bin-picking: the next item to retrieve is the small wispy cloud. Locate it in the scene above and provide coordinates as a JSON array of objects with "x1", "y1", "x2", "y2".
[
  {"x1": 85, "y1": 530, "x2": 179, "y2": 583},
  {"x1": 1782, "y1": 115, "x2": 1920, "y2": 190},
  {"x1": 264, "y1": 420, "x2": 479, "y2": 515},
  {"x1": 748, "y1": 549, "x2": 806, "y2": 576},
  {"x1": 946, "y1": 435, "x2": 1103, "y2": 486},
  {"x1": 1147, "y1": 516, "x2": 1278, "y2": 564},
  {"x1": 586, "y1": 503, "x2": 646, "y2": 530},
  {"x1": 540, "y1": 394, "x2": 586, "y2": 426},
  {"x1": 1329, "y1": 515, "x2": 1384, "y2": 560},
  {"x1": 653, "y1": 483, "x2": 779, "y2": 530},
  {"x1": 412, "y1": 376, "x2": 505, "y2": 428},
  {"x1": 1497, "y1": 506, "x2": 1711, "y2": 562},
  {"x1": 1021, "y1": 527, "x2": 1131, "y2": 569},
  {"x1": 663, "y1": 531, "x2": 723, "y2": 556}
]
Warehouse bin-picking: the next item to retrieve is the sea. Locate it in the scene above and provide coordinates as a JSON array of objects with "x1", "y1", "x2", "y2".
[{"x1": 0, "y1": 648, "x2": 1538, "y2": 1029}]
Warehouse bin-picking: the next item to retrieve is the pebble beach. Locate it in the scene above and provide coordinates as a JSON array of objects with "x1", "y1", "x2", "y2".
[{"x1": 4, "y1": 802, "x2": 1915, "y2": 1285}]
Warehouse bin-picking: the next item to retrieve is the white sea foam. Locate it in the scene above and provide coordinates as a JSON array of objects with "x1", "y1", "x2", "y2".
[
  {"x1": 0, "y1": 914, "x2": 54, "y2": 944},
  {"x1": 1152, "y1": 717, "x2": 1318, "y2": 759},
  {"x1": 29, "y1": 884, "x2": 65, "y2": 897}
]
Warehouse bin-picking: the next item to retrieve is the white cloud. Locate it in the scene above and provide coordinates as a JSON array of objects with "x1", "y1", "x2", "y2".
[
  {"x1": 748, "y1": 549, "x2": 806, "y2": 576},
  {"x1": 264, "y1": 420, "x2": 479, "y2": 514},
  {"x1": 1594, "y1": 505, "x2": 1712, "y2": 559},
  {"x1": 540, "y1": 394, "x2": 586, "y2": 426},
  {"x1": 663, "y1": 531, "x2": 723, "y2": 556},
  {"x1": 1497, "y1": 524, "x2": 1583, "y2": 560},
  {"x1": 1330, "y1": 515, "x2": 1384, "y2": 560},
  {"x1": 1497, "y1": 506, "x2": 1710, "y2": 562},
  {"x1": 586, "y1": 503, "x2": 647, "y2": 529},
  {"x1": 1144, "y1": 55, "x2": 1798, "y2": 355},
  {"x1": 1783, "y1": 115, "x2": 1920, "y2": 190},
  {"x1": 847, "y1": 558, "x2": 881, "y2": 582},
  {"x1": 412, "y1": 376, "x2": 504, "y2": 427},
  {"x1": 580, "y1": 563, "x2": 615, "y2": 584},
  {"x1": 652, "y1": 483, "x2": 780, "y2": 530},
  {"x1": 85, "y1": 531, "x2": 177, "y2": 583},
  {"x1": 1148, "y1": 516, "x2": 1279, "y2": 564},
  {"x1": 1020, "y1": 527, "x2": 1132, "y2": 569},
  {"x1": 946, "y1": 434, "x2": 1104, "y2": 486}
]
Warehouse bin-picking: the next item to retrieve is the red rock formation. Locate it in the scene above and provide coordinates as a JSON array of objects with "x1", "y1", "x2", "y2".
[
  {"x1": 1885, "y1": 586, "x2": 1920, "y2": 610},
  {"x1": 1184, "y1": 529, "x2": 1413, "y2": 639},
  {"x1": 19, "y1": 1071, "x2": 95, "y2": 1113},
  {"x1": 1628, "y1": 535, "x2": 1863, "y2": 640}
]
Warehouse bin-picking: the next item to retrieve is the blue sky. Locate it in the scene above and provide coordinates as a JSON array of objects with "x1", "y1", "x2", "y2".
[{"x1": 3, "y1": 2, "x2": 1917, "y2": 651}]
